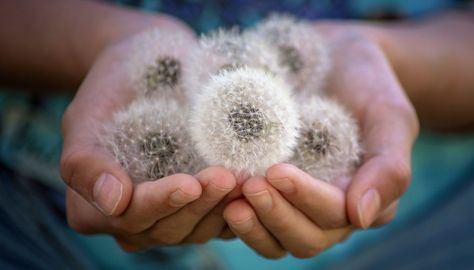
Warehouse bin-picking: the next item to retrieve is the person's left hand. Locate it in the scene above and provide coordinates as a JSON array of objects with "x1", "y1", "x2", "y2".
[
  {"x1": 223, "y1": 164, "x2": 353, "y2": 258},
  {"x1": 223, "y1": 22, "x2": 419, "y2": 259}
]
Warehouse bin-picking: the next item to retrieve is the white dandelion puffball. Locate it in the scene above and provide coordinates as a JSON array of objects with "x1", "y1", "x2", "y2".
[
  {"x1": 251, "y1": 14, "x2": 330, "y2": 94},
  {"x1": 101, "y1": 98, "x2": 204, "y2": 184},
  {"x1": 127, "y1": 28, "x2": 193, "y2": 101},
  {"x1": 184, "y1": 28, "x2": 286, "y2": 97},
  {"x1": 291, "y1": 97, "x2": 361, "y2": 182},
  {"x1": 190, "y1": 67, "x2": 300, "y2": 176}
]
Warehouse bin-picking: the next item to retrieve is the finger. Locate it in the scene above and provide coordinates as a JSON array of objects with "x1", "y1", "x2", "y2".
[
  {"x1": 182, "y1": 203, "x2": 228, "y2": 244},
  {"x1": 66, "y1": 175, "x2": 201, "y2": 235},
  {"x1": 223, "y1": 199, "x2": 287, "y2": 259},
  {"x1": 147, "y1": 167, "x2": 235, "y2": 244},
  {"x1": 184, "y1": 172, "x2": 245, "y2": 243},
  {"x1": 60, "y1": 141, "x2": 134, "y2": 217},
  {"x1": 184, "y1": 178, "x2": 246, "y2": 243},
  {"x1": 110, "y1": 174, "x2": 201, "y2": 235},
  {"x1": 115, "y1": 206, "x2": 233, "y2": 253},
  {"x1": 182, "y1": 200, "x2": 230, "y2": 243},
  {"x1": 266, "y1": 163, "x2": 348, "y2": 228},
  {"x1": 347, "y1": 104, "x2": 418, "y2": 229},
  {"x1": 60, "y1": 53, "x2": 135, "y2": 216},
  {"x1": 243, "y1": 177, "x2": 351, "y2": 258},
  {"x1": 68, "y1": 177, "x2": 199, "y2": 252},
  {"x1": 112, "y1": 168, "x2": 236, "y2": 249}
]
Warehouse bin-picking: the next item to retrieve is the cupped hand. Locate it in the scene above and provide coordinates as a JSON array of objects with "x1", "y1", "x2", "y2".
[
  {"x1": 223, "y1": 22, "x2": 419, "y2": 258},
  {"x1": 223, "y1": 165, "x2": 352, "y2": 259},
  {"x1": 60, "y1": 23, "x2": 237, "y2": 251},
  {"x1": 318, "y1": 22, "x2": 419, "y2": 229}
]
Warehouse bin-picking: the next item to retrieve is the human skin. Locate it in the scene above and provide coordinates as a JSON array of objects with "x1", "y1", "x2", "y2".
[{"x1": 1, "y1": 0, "x2": 474, "y2": 257}]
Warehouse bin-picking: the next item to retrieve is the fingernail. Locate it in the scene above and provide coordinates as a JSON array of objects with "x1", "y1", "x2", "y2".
[
  {"x1": 246, "y1": 190, "x2": 273, "y2": 213},
  {"x1": 169, "y1": 189, "x2": 193, "y2": 207},
  {"x1": 358, "y1": 189, "x2": 381, "y2": 229},
  {"x1": 230, "y1": 217, "x2": 254, "y2": 234},
  {"x1": 93, "y1": 173, "x2": 123, "y2": 216},
  {"x1": 268, "y1": 178, "x2": 294, "y2": 193}
]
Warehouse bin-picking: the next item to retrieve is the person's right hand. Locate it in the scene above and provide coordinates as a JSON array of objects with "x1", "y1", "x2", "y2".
[
  {"x1": 222, "y1": 22, "x2": 419, "y2": 259},
  {"x1": 60, "y1": 18, "x2": 237, "y2": 251}
]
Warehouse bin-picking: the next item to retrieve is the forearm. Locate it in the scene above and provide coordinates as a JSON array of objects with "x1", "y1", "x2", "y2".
[
  {"x1": 365, "y1": 12, "x2": 474, "y2": 130},
  {"x1": 0, "y1": 0, "x2": 192, "y2": 91}
]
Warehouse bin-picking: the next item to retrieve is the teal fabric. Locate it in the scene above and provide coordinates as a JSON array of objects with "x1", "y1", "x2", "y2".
[
  {"x1": 0, "y1": 89, "x2": 68, "y2": 191},
  {"x1": 67, "y1": 234, "x2": 226, "y2": 269}
]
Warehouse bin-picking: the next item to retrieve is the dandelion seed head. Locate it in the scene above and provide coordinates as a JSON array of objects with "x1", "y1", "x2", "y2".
[
  {"x1": 291, "y1": 97, "x2": 361, "y2": 182},
  {"x1": 251, "y1": 14, "x2": 331, "y2": 94},
  {"x1": 184, "y1": 28, "x2": 286, "y2": 97},
  {"x1": 127, "y1": 28, "x2": 193, "y2": 101},
  {"x1": 190, "y1": 67, "x2": 300, "y2": 176},
  {"x1": 100, "y1": 98, "x2": 204, "y2": 183}
]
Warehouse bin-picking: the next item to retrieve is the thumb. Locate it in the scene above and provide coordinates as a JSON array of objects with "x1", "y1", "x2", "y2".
[
  {"x1": 346, "y1": 154, "x2": 411, "y2": 229},
  {"x1": 60, "y1": 82, "x2": 134, "y2": 217},
  {"x1": 346, "y1": 106, "x2": 418, "y2": 229},
  {"x1": 59, "y1": 44, "x2": 135, "y2": 217},
  {"x1": 60, "y1": 133, "x2": 133, "y2": 216}
]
